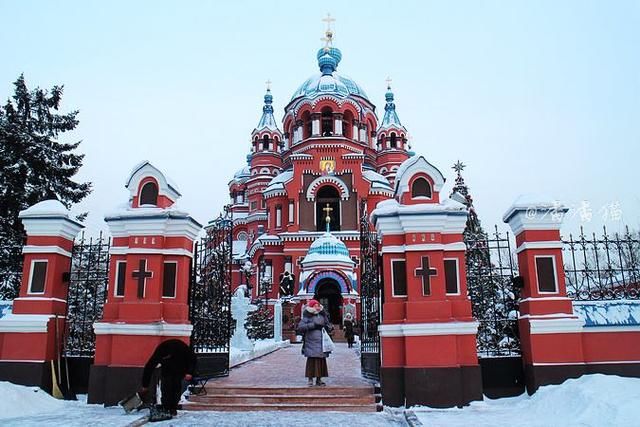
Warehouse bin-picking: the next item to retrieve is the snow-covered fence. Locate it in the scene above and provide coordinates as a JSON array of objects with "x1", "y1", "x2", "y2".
[{"x1": 563, "y1": 226, "x2": 640, "y2": 301}]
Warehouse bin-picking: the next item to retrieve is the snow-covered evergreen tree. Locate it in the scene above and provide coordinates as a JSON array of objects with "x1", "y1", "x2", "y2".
[
  {"x1": 0, "y1": 75, "x2": 91, "y2": 299},
  {"x1": 452, "y1": 161, "x2": 520, "y2": 356},
  {"x1": 245, "y1": 303, "x2": 274, "y2": 340}
]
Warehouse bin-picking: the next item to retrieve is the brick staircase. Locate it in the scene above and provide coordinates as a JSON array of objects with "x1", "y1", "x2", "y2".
[{"x1": 184, "y1": 384, "x2": 381, "y2": 412}]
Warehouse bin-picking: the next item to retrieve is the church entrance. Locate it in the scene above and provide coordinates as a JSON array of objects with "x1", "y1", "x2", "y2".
[{"x1": 314, "y1": 278, "x2": 343, "y2": 324}]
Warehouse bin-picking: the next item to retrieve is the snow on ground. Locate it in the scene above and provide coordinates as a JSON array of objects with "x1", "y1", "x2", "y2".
[
  {"x1": 413, "y1": 374, "x2": 640, "y2": 427},
  {"x1": 230, "y1": 338, "x2": 289, "y2": 367}
]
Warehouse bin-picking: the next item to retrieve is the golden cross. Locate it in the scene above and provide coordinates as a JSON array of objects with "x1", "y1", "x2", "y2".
[
  {"x1": 323, "y1": 203, "x2": 333, "y2": 231},
  {"x1": 265, "y1": 79, "x2": 272, "y2": 91},
  {"x1": 385, "y1": 76, "x2": 392, "y2": 90}
]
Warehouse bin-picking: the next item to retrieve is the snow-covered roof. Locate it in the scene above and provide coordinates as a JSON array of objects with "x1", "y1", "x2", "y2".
[
  {"x1": 363, "y1": 169, "x2": 392, "y2": 191},
  {"x1": 573, "y1": 301, "x2": 640, "y2": 327},
  {"x1": 502, "y1": 194, "x2": 568, "y2": 223},
  {"x1": 394, "y1": 155, "x2": 446, "y2": 196},
  {"x1": 19, "y1": 200, "x2": 70, "y2": 218}
]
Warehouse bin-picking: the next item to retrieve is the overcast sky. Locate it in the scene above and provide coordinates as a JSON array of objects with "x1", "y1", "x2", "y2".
[{"x1": 1, "y1": 0, "x2": 638, "y2": 237}]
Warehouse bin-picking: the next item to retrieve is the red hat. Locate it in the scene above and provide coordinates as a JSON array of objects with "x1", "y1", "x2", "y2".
[{"x1": 307, "y1": 299, "x2": 320, "y2": 308}]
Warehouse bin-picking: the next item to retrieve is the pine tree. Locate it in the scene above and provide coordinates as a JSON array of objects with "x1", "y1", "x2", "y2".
[
  {"x1": 245, "y1": 303, "x2": 274, "y2": 340},
  {"x1": 452, "y1": 161, "x2": 520, "y2": 356},
  {"x1": 0, "y1": 75, "x2": 91, "y2": 299}
]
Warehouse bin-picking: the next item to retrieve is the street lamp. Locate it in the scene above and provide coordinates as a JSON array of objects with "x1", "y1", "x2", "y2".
[{"x1": 259, "y1": 258, "x2": 271, "y2": 306}]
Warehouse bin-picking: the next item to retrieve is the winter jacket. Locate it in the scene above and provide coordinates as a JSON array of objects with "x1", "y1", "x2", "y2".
[
  {"x1": 142, "y1": 339, "x2": 197, "y2": 387},
  {"x1": 343, "y1": 319, "x2": 354, "y2": 341},
  {"x1": 296, "y1": 308, "x2": 333, "y2": 358}
]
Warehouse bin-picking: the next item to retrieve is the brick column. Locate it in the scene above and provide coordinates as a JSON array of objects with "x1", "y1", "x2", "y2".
[
  {"x1": 503, "y1": 197, "x2": 584, "y2": 392},
  {"x1": 0, "y1": 200, "x2": 83, "y2": 391}
]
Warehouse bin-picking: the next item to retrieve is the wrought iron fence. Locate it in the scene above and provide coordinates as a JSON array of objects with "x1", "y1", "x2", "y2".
[
  {"x1": 465, "y1": 226, "x2": 521, "y2": 358},
  {"x1": 563, "y1": 226, "x2": 640, "y2": 301},
  {"x1": 63, "y1": 232, "x2": 111, "y2": 358},
  {"x1": 0, "y1": 244, "x2": 24, "y2": 300}
]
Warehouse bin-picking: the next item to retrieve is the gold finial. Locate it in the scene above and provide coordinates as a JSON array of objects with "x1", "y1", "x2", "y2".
[
  {"x1": 323, "y1": 203, "x2": 333, "y2": 232},
  {"x1": 321, "y1": 13, "x2": 335, "y2": 52},
  {"x1": 385, "y1": 76, "x2": 392, "y2": 90},
  {"x1": 265, "y1": 79, "x2": 272, "y2": 91}
]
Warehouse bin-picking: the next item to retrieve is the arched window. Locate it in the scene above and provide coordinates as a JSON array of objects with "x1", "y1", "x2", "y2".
[
  {"x1": 343, "y1": 111, "x2": 354, "y2": 139},
  {"x1": 316, "y1": 185, "x2": 340, "y2": 232},
  {"x1": 139, "y1": 182, "x2": 158, "y2": 206},
  {"x1": 390, "y1": 132, "x2": 397, "y2": 148},
  {"x1": 302, "y1": 111, "x2": 312, "y2": 139},
  {"x1": 237, "y1": 231, "x2": 248, "y2": 241},
  {"x1": 411, "y1": 177, "x2": 432, "y2": 198},
  {"x1": 321, "y1": 107, "x2": 333, "y2": 136},
  {"x1": 262, "y1": 135, "x2": 270, "y2": 151}
]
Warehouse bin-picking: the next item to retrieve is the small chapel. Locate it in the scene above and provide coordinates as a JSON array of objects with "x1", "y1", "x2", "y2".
[{"x1": 227, "y1": 21, "x2": 418, "y2": 327}]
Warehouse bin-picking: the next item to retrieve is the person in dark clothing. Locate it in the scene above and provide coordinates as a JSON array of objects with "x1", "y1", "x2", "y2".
[
  {"x1": 139, "y1": 339, "x2": 197, "y2": 417},
  {"x1": 296, "y1": 299, "x2": 333, "y2": 386},
  {"x1": 343, "y1": 313, "x2": 355, "y2": 348}
]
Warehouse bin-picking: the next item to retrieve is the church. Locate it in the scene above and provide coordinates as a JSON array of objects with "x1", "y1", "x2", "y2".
[{"x1": 226, "y1": 21, "x2": 418, "y2": 326}]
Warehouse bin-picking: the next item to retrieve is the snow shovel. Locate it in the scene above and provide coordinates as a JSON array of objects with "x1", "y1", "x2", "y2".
[{"x1": 119, "y1": 392, "x2": 145, "y2": 414}]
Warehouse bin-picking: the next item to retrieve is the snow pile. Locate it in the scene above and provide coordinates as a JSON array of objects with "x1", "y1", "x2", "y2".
[
  {"x1": 414, "y1": 374, "x2": 640, "y2": 427},
  {"x1": 0, "y1": 382, "x2": 65, "y2": 420},
  {"x1": 0, "y1": 300, "x2": 12, "y2": 319},
  {"x1": 230, "y1": 338, "x2": 289, "y2": 367},
  {"x1": 574, "y1": 300, "x2": 640, "y2": 327}
]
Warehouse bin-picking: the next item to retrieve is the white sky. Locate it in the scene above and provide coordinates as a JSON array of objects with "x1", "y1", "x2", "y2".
[{"x1": 1, "y1": 1, "x2": 638, "y2": 237}]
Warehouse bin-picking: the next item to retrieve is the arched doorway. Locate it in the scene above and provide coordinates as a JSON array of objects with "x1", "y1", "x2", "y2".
[
  {"x1": 314, "y1": 279, "x2": 343, "y2": 325},
  {"x1": 316, "y1": 185, "x2": 340, "y2": 232}
]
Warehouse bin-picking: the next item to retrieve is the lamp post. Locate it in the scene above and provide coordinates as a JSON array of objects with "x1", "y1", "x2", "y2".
[{"x1": 259, "y1": 258, "x2": 271, "y2": 306}]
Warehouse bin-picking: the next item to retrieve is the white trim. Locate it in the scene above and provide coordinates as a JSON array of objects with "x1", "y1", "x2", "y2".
[
  {"x1": 109, "y1": 247, "x2": 193, "y2": 257},
  {"x1": 516, "y1": 241, "x2": 564, "y2": 254},
  {"x1": 528, "y1": 317, "x2": 584, "y2": 334},
  {"x1": 93, "y1": 322, "x2": 193, "y2": 336},
  {"x1": 13, "y1": 297, "x2": 66, "y2": 304},
  {"x1": 0, "y1": 359, "x2": 46, "y2": 363},
  {"x1": 114, "y1": 260, "x2": 127, "y2": 297},
  {"x1": 443, "y1": 257, "x2": 460, "y2": 295},
  {"x1": 0, "y1": 314, "x2": 53, "y2": 333},
  {"x1": 162, "y1": 261, "x2": 178, "y2": 299},
  {"x1": 519, "y1": 313, "x2": 576, "y2": 320},
  {"x1": 581, "y1": 326, "x2": 640, "y2": 333},
  {"x1": 534, "y1": 255, "x2": 559, "y2": 294},
  {"x1": 27, "y1": 259, "x2": 48, "y2": 295},
  {"x1": 381, "y1": 242, "x2": 467, "y2": 253},
  {"x1": 520, "y1": 296, "x2": 571, "y2": 303},
  {"x1": 22, "y1": 245, "x2": 73, "y2": 258},
  {"x1": 390, "y1": 258, "x2": 407, "y2": 297},
  {"x1": 379, "y1": 321, "x2": 479, "y2": 337},
  {"x1": 533, "y1": 360, "x2": 640, "y2": 366}
]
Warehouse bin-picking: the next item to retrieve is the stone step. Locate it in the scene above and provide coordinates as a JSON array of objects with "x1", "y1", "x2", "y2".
[
  {"x1": 199, "y1": 386, "x2": 374, "y2": 397},
  {"x1": 188, "y1": 393, "x2": 376, "y2": 405},
  {"x1": 183, "y1": 402, "x2": 379, "y2": 412}
]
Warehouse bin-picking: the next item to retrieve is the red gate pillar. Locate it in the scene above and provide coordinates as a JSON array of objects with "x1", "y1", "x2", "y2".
[
  {"x1": 503, "y1": 196, "x2": 584, "y2": 393},
  {"x1": 373, "y1": 156, "x2": 482, "y2": 408},
  {"x1": 88, "y1": 161, "x2": 201, "y2": 405},
  {"x1": 0, "y1": 200, "x2": 83, "y2": 391}
]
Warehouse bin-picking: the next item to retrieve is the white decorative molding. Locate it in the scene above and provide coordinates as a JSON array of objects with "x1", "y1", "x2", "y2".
[
  {"x1": 528, "y1": 317, "x2": 584, "y2": 334},
  {"x1": 533, "y1": 360, "x2": 640, "y2": 366},
  {"x1": 93, "y1": 322, "x2": 193, "y2": 337},
  {"x1": 305, "y1": 175, "x2": 350, "y2": 201},
  {"x1": 22, "y1": 245, "x2": 73, "y2": 258},
  {"x1": 503, "y1": 196, "x2": 569, "y2": 235},
  {"x1": 13, "y1": 297, "x2": 67, "y2": 304},
  {"x1": 125, "y1": 160, "x2": 182, "y2": 201},
  {"x1": 378, "y1": 321, "x2": 479, "y2": 337},
  {"x1": 109, "y1": 247, "x2": 194, "y2": 257},
  {"x1": 0, "y1": 314, "x2": 54, "y2": 333},
  {"x1": 381, "y1": 242, "x2": 466, "y2": 254},
  {"x1": 516, "y1": 241, "x2": 564, "y2": 254},
  {"x1": 394, "y1": 155, "x2": 446, "y2": 196},
  {"x1": 581, "y1": 326, "x2": 640, "y2": 333},
  {"x1": 520, "y1": 296, "x2": 572, "y2": 303}
]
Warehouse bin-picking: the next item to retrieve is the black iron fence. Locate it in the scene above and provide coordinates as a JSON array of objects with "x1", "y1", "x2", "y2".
[
  {"x1": 563, "y1": 226, "x2": 640, "y2": 301},
  {"x1": 465, "y1": 226, "x2": 521, "y2": 358}
]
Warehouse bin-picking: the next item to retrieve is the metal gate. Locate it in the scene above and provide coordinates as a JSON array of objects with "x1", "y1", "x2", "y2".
[
  {"x1": 63, "y1": 232, "x2": 111, "y2": 358},
  {"x1": 465, "y1": 226, "x2": 523, "y2": 397},
  {"x1": 359, "y1": 200, "x2": 382, "y2": 381},
  {"x1": 189, "y1": 207, "x2": 233, "y2": 378}
]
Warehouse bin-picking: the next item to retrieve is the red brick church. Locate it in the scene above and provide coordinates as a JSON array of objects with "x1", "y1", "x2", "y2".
[{"x1": 228, "y1": 26, "x2": 416, "y2": 325}]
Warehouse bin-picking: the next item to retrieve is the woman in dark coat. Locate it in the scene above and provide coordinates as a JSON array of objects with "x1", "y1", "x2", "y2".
[
  {"x1": 296, "y1": 299, "x2": 333, "y2": 386},
  {"x1": 343, "y1": 313, "x2": 355, "y2": 348}
]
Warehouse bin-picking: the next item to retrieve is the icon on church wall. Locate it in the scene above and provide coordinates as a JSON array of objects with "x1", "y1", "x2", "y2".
[{"x1": 320, "y1": 159, "x2": 336, "y2": 175}]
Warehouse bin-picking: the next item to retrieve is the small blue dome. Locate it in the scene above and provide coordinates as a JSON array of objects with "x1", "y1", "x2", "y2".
[{"x1": 308, "y1": 232, "x2": 350, "y2": 257}]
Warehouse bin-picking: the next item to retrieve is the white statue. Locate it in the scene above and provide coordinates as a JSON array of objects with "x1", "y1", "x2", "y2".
[{"x1": 230, "y1": 288, "x2": 257, "y2": 351}]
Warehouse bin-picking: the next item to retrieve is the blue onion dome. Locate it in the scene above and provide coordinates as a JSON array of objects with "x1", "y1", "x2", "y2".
[
  {"x1": 255, "y1": 88, "x2": 279, "y2": 131},
  {"x1": 308, "y1": 232, "x2": 350, "y2": 257},
  {"x1": 385, "y1": 88, "x2": 394, "y2": 102},
  {"x1": 380, "y1": 85, "x2": 404, "y2": 129}
]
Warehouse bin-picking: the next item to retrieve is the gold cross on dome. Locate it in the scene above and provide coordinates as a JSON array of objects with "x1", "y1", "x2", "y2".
[
  {"x1": 385, "y1": 76, "x2": 392, "y2": 89},
  {"x1": 323, "y1": 203, "x2": 333, "y2": 232},
  {"x1": 265, "y1": 79, "x2": 272, "y2": 91}
]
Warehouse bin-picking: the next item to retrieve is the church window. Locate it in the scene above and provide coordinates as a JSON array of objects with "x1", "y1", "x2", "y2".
[
  {"x1": 237, "y1": 231, "x2": 248, "y2": 241},
  {"x1": 316, "y1": 185, "x2": 340, "y2": 232},
  {"x1": 139, "y1": 181, "x2": 158, "y2": 206},
  {"x1": 114, "y1": 260, "x2": 127, "y2": 297},
  {"x1": 411, "y1": 177, "x2": 432, "y2": 198},
  {"x1": 391, "y1": 259, "x2": 407, "y2": 296},
  {"x1": 302, "y1": 111, "x2": 312, "y2": 139},
  {"x1": 162, "y1": 261, "x2": 177, "y2": 298},
  {"x1": 321, "y1": 107, "x2": 333, "y2": 136},
  {"x1": 444, "y1": 259, "x2": 459, "y2": 294},
  {"x1": 535, "y1": 256, "x2": 558, "y2": 293},
  {"x1": 28, "y1": 260, "x2": 48, "y2": 294},
  {"x1": 276, "y1": 205, "x2": 282, "y2": 228},
  {"x1": 390, "y1": 132, "x2": 397, "y2": 148},
  {"x1": 262, "y1": 135, "x2": 270, "y2": 151},
  {"x1": 250, "y1": 201, "x2": 257, "y2": 211},
  {"x1": 288, "y1": 200, "x2": 295, "y2": 223}
]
